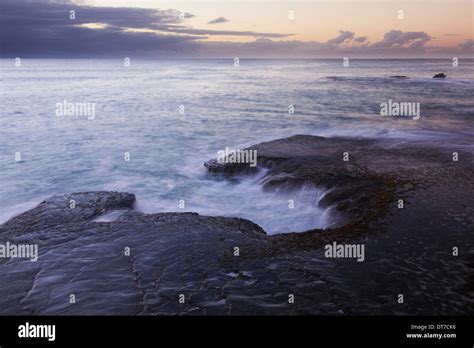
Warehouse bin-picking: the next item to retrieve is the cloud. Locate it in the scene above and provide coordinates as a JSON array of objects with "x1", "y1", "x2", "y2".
[
  {"x1": 0, "y1": 0, "x2": 290, "y2": 57},
  {"x1": 255, "y1": 37, "x2": 273, "y2": 43},
  {"x1": 208, "y1": 17, "x2": 228, "y2": 24},
  {"x1": 195, "y1": 29, "x2": 460, "y2": 58},
  {"x1": 371, "y1": 30, "x2": 431, "y2": 49},
  {"x1": 325, "y1": 31, "x2": 368, "y2": 47},
  {"x1": 326, "y1": 30, "x2": 354, "y2": 46},
  {"x1": 0, "y1": 1, "x2": 469, "y2": 58},
  {"x1": 163, "y1": 27, "x2": 291, "y2": 38},
  {"x1": 354, "y1": 36, "x2": 368, "y2": 43},
  {"x1": 458, "y1": 39, "x2": 473, "y2": 52}
]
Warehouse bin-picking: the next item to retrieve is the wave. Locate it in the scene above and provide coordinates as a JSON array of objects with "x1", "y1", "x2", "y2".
[
  {"x1": 0, "y1": 198, "x2": 44, "y2": 225},
  {"x1": 135, "y1": 168, "x2": 333, "y2": 235}
]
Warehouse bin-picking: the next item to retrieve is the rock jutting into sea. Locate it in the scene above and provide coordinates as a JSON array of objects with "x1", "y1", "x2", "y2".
[{"x1": 1, "y1": 135, "x2": 472, "y2": 315}]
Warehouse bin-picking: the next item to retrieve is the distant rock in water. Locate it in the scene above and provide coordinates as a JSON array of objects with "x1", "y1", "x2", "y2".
[
  {"x1": 433, "y1": 72, "x2": 447, "y2": 78},
  {"x1": 389, "y1": 75, "x2": 408, "y2": 79}
]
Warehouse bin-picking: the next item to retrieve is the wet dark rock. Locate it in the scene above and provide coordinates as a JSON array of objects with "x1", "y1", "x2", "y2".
[
  {"x1": 433, "y1": 73, "x2": 447, "y2": 79},
  {"x1": 204, "y1": 135, "x2": 473, "y2": 314},
  {"x1": 389, "y1": 75, "x2": 408, "y2": 79},
  {"x1": 205, "y1": 135, "x2": 401, "y2": 227},
  {"x1": 1, "y1": 135, "x2": 472, "y2": 315},
  {"x1": 0, "y1": 191, "x2": 335, "y2": 315},
  {"x1": 2, "y1": 192, "x2": 135, "y2": 235},
  {"x1": 204, "y1": 159, "x2": 258, "y2": 176}
]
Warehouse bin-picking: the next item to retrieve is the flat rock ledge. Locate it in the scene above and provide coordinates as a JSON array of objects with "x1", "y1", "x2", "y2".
[
  {"x1": 1, "y1": 191, "x2": 340, "y2": 315},
  {"x1": 1, "y1": 135, "x2": 472, "y2": 315}
]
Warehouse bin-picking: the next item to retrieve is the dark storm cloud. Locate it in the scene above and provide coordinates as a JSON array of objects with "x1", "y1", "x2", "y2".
[
  {"x1": 0, "y1": 0, "x2": 196, "y2": 56},
  {"x1": 0, "y1": 0, "x2": 290, "y2": 57},
  {"x1": 208, "y1": 17, "x2": 228, "y2": 25},
  {"x1": 0, "y1": 0, "x2": 190, "y2": 31}
]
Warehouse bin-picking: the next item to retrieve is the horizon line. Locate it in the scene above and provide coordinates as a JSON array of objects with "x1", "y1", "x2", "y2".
[{"x1": 1, "y1": 57, "x2": 473, "y2": 60}]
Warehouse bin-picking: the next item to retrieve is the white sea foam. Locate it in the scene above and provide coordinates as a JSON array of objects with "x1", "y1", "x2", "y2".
[
  {"x1": 0, "y1": 199, "x2": 44, "y2": 225},
  {"x1": 134, "y1": 168, "x2": 333, "y2": 235}
]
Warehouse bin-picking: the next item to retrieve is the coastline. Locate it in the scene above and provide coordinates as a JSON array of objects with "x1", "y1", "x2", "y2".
[{"x1": 0, "y1": 134, "x2": 472, "y2": 315}]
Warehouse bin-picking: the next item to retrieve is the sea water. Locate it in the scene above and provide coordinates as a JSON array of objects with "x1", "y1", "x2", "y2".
[{"x1": 1, "y1": 59, "x2": 473, "y2": 234}]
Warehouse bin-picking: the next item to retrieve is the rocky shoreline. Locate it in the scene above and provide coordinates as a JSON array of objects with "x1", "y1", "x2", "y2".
[{"x1": 0, "y1": 135, "x2": 472, "y2": 315}]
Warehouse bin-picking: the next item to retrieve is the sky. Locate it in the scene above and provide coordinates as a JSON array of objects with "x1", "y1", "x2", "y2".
[{"x1": 0, "y1": 0, "x2": 472, "y2": 58}]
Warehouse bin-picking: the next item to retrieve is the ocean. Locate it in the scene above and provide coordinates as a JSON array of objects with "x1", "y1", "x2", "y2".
[{"x1": 1, "y1": 58, "x2": 473, "y2": 234}]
